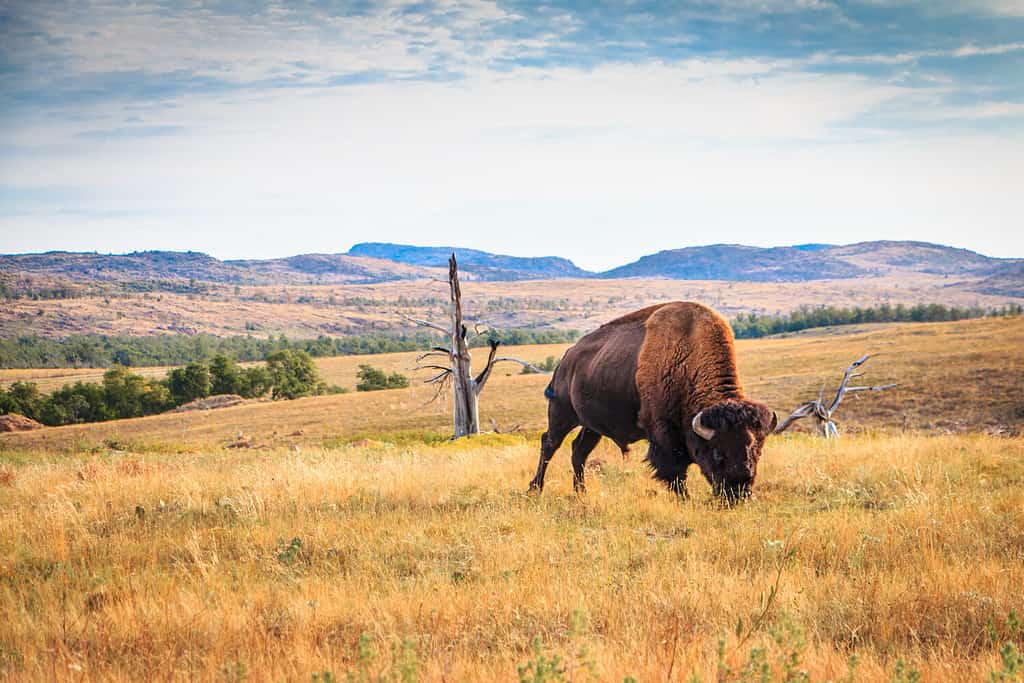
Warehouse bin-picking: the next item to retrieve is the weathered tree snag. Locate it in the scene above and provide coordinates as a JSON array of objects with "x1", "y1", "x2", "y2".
[
  {"x1": 401, "y1": 253, "x2": 543, "y2": 438},
  {"x1": 774, "y1": 354, "x2": 897, "y2": 438}
]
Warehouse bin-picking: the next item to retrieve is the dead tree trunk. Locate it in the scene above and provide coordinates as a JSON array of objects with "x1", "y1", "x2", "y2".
[
  {"x1": 401, "y1": 253, "x2": 542, "y2": 438},
  {"x1": 774, "y1": 354, "x2": 897, "y2": 438}
]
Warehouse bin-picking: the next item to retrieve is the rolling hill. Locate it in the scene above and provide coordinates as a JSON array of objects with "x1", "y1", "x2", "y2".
[
  {"x1": 599, "y1": 244, "x2": 866, "y2": 281},
  {"x1": 346, "y1": 242, "x2": 593, "y2": 280},
  {"x1": 2, "y1": 241, "x2": 1021, "y2": 341},
  {"x1": 600, "y1": 240, "x2": 1021, "y2": 282},
  {"x1": 3, "y1": 241, "x2": 1017, "y2": 289}
]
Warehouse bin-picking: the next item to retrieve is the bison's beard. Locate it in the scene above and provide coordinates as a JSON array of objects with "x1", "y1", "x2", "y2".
[{"x1": 712, "y1": 480, "x2": 753, "y2": 504}]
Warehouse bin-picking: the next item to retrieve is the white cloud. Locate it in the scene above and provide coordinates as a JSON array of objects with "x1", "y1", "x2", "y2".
[
  {"x1": 2, "y1": 1, "x2": 1022, "y2": 265},
  {"x1": 4, "y1": 56, "x2": 1022, "y2": 267}
]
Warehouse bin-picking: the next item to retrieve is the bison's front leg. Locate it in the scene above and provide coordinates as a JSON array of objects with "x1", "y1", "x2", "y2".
[
  {"x1": 529, "y1": 426, "x2": 575, "y2": 492},
  {"x1": 646, "y1": 422, "x2": 692, "y2": 498}
]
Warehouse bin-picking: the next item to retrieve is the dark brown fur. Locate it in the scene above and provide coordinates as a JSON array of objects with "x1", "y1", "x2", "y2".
[{"x1": 529, "y1": 302, "x2": 775, "y2": 498}]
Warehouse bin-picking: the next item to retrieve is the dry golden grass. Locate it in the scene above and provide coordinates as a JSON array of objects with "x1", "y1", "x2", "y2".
[
  {"x1": 4, "y1": 271, "x2": 1020, "y2": 339},
  {"x1": 0, "y1": 432, "x2": 1021, "y2": 681},
  {"x1": 3, "y1": 316, "x2": 1021, "y2": 452},
  {"x1": 1, "y1": 317, "x2": 1022, "y2": 681}
]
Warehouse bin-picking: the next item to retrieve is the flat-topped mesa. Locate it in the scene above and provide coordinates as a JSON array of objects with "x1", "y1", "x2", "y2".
[{"x1": 530, "y1": 301, "x2": 776, "y2": 500}]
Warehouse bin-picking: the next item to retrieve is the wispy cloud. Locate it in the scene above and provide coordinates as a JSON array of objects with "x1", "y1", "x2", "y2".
[{"x1": 0, "y1": 0, "x2": 1022, "y2": 264}]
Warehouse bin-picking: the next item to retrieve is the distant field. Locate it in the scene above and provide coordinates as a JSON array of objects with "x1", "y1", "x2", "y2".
[
  {"x1": 3, "y1": 271, "x2": 1021, "y2": 340},
  {"x1": 2, "y1": 316, "x2": 1020, "y2": 451}
]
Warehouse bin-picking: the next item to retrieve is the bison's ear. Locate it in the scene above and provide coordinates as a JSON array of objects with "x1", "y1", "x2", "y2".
[{"x1": 768, "y1": 411, "x2": 778, "y2": 434}]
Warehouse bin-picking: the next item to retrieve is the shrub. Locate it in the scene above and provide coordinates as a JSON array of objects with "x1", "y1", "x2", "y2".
[
  {"x1": 0, "y1": 381, "x2": 42, "y2": 419},
  {"x1": 165, "y1": 362, "x2": 212, "y2": 404},
  {"x1": 239, "y1": 365, "x2": 273, "y2": 398},
  {"x1": 266, "y1": 349, "x2": 324, "y2": 399},
  {"x1": 209, "y1": 354, "x2": 243, "y2": 395},
  {"x1": 355, "y1": 365, "x2": 410, "y2": 392}
]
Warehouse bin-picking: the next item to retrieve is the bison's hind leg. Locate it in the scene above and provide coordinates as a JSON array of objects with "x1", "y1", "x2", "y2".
[
  {"x1": 570, "y1": 428, "x2": 602, "y2": 493},
  {"x1": 528, "y1": 400, "x2": 578, "y2": 493}
]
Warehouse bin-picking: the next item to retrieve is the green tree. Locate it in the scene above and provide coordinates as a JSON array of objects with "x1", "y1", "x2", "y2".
[
  {"x1": 40, "y1": 381, "x2": 109, "y2": 425},
  {"x1": 165, "y1": 362, "x2": 212, "y2": 404},
  {"x1": 0, "y1": 381, "x2": 43, "y2": 419},
  {"x1": 239, "y1": 365, "x2": 272, "y2": 398},
  {"x1": 209, "y1": 355, "x2": 242, "y2": 395},
  {"x1": 266, "y1": 349, "x2": 324, "y2": 399},
  {"x1": 102, "y1": 365, "x2": 150, "y2": 418},
  {"x1": 355, "y1": 364, "x2": 410, "y2": 391}
]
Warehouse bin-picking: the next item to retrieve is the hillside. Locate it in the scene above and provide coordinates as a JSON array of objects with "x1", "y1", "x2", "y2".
[
  {"x1": 347, "y1": 242, "x2": 592, "y2": 280},
  {"x1": 0, "y1": 250, "x2": 446, "y2": 289},
  {"x1": 602, "y1": 240, "x2": 1021, "y2": 282},
  {"x1": 3, "y1": 241, "x2": 1018, "y2": 291},
  {"x1": 2, "y1": 241, "x2": 1021, "y2": 341},
  {"x1": 600, "y1": 244, "x2": 866, "y2": 281}
]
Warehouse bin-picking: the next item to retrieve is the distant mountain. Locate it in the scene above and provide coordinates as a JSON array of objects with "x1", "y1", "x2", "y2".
[
  {"x1": 962, "y1": 261, "x2": 1024, "y2": 297},
  {"x1": 0, "y1": 250, "x2": 246, "y2": 283},
  {"x1": 347, "y1": 243, "x2": 592, "y2": 280},
  {"x1": 599, "y1": 241, "x2": 1020, "y2": 282},
  {"x1": 825, "y1": 241, "x2": 1007, "y2": 276},
  {"x1": 600, "y1": 244, "x2": 867, "y2": 281},
  {"x1": 0, "y1": 250, "x2": 444, "y2": 287},
  {"x1": 1, "y1": 241, "x2": 1018, "y2": 291}
]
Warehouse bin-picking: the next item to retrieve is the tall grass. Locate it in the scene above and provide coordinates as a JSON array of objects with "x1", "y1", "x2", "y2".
[{"x1": 1, "y1": 431, "x2": 1022, "y2": 680}]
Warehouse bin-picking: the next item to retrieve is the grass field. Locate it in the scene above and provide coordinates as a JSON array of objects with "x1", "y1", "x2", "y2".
[
  {"x1": 2, "y1": 316, "x2": 1021, "y2": 450},
  {"x1": 1, "y1": 317, "x2": 1023, "y2": 681},
  {"x1": 4, "y1": 270, "x2": 1021, "y2": 340}
]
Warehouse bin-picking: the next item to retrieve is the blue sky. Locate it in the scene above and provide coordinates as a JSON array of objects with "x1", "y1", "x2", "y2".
[{"x1": 1, "y1": 0, "x2": 1022, "y2": 270}]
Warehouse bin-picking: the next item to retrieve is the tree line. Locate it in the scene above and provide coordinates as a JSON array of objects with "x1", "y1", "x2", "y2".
[
  {"x1": 0, "y1": 329, "x2": 581, "y2": 369},
  {"x1": 1, "y1": 303, "x2": 1018, "y2": 371},
  {"x1": 0, "y1": 350, "x2": 337, "y2": 427},
  {"x1": 730, "y1": 303, "x2": 1022, "y2": 339}
]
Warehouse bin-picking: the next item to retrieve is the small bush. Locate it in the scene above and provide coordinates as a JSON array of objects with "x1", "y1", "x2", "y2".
[{"x1": 356, "y1": 365, "x2": 410, "y2": 392}]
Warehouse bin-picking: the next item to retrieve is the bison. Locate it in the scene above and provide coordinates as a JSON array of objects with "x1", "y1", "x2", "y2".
[{"x1": 529, "y1": 302, "x2": 776, "y2": 500}]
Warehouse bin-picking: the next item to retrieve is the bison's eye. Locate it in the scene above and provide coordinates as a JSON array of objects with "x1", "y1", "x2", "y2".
[{"x1": 711, "y1": 448, "x2": 724, "y2": 465}]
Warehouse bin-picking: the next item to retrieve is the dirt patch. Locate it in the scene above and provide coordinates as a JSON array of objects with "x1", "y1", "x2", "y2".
[
  {"x1": 170, "y1": 394, "x2": 245, "y2": 413},
  {"x1": 0, "y1": 413, "x2": 44, "y2": 432}
]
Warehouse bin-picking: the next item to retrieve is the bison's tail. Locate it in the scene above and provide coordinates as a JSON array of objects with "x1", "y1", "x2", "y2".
[{"x1": 543, "y1": 383, "x2": 556, "y2": 400}]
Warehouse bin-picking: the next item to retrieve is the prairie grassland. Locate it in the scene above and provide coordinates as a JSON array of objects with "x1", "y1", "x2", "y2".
[
  {"x1": 5, "y1": 270, "x2": 1021, "y2": 339},
  {"x1": 2, "y1": 316, "x2": 1021, "y2": 452},
  {"x1": 0, "y1": 432, "x2": 1022, "y2": 681},
  {"x1": 1, "y1": 317, "x2": 1022, "y2": 681}
]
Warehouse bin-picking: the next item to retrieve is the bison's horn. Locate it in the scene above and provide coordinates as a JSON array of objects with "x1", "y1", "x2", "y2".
[{"x1": 692, "y1": 411, "x2": 715, "y2": 440}]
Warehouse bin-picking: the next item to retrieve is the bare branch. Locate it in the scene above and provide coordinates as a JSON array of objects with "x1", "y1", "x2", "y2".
[
  {"x1": 845, "y1": 383, "x2": 898, "y2": 393},
  {"x1": 398, "y1": 312, "x2": 449, "y2": 336},
  {"x1": 415, "y1": 351, "x2": 451, "y2": 363},
  {"x1": 773, "y1": 401, "x2": 817, "y2": 434},
  {"x1": 424, "y1": 369, "x2": 452, "y2": 384},
  {"x1": 473, "y1": 339, "x2": 501, "y2": 393},
  {"x1": 422, "y1": 373, "x2": 451, "y2": 405},
  {"x1": 489, "y1": 418, "x2": 523, "y2": 434},
  {"x1": 467, "y1": 322, "x2": 493, "y2": 341},
  {"x1": 829, "y1": 354, "x2": 871, "y2": 413},
  {"x1": 775, "y1": 354, "x2": 895, "y2": 438},
  {"x1": 417, "y1": 364, "x2": 451, "y2": 373},
  {"x1": 492, "y1": 357, "x2": 546, "y2": 373}
]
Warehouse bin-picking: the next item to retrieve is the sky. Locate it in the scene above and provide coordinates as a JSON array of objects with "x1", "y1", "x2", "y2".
[{"x1": 1, "y1": 1, "x2": 1022, "y2": 271}]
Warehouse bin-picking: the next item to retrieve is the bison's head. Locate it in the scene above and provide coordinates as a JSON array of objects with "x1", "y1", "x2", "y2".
[{"x1": 686, "y1": 399, "x2": 777, "y2": 501}]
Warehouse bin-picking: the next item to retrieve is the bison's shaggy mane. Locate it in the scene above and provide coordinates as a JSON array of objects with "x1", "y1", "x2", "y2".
[{"x1": 700, "y1": 398, "x2": 773, "y2": 433}]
